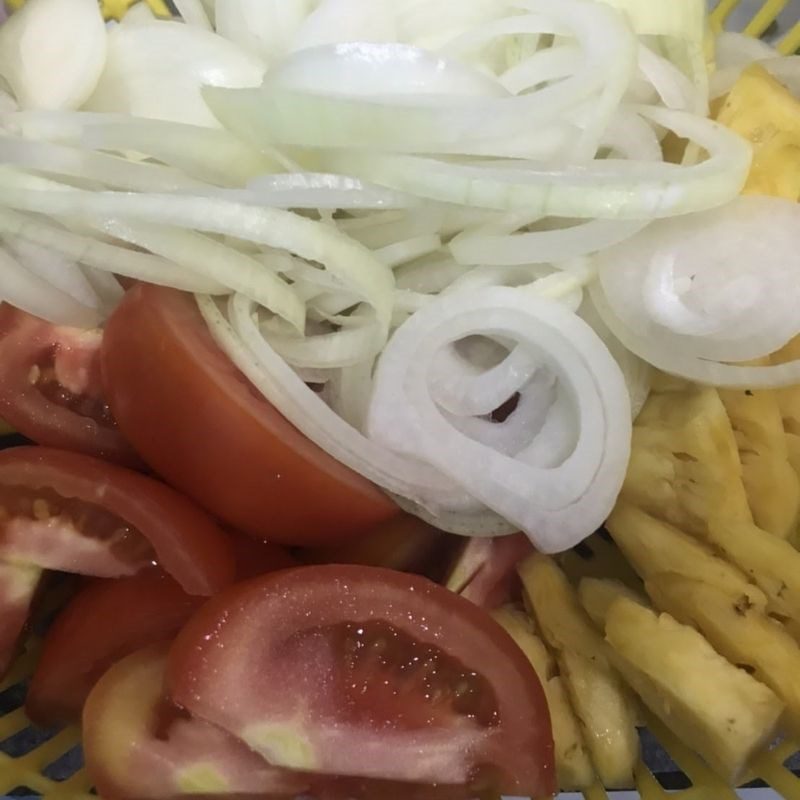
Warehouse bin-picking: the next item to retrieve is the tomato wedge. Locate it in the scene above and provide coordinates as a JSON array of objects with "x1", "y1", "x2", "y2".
[
  {"x1": 27, "y1": 535, "x2": 296, "y2": 726},
  {"x1": 0, "y1": 561, "x2": 43, "y2": 676},
  {"x1": 166, "y1": 565, "x2": 555, "y2": 797},
  {"x1": 101, "y1": 283, "x2": 398, "y2": 546},
  {"x1": 0, "y1": 304, "x2": 138, "y2": 465},
  {"x1": 0, "y1": 446, "x2": 235, "y2": 595},
  {"x1": 445, "y1": 534, "x2": 534, "y2": 609},
  {"x1": 83, "y1": 645, "x2": 310, "y2": 800}
]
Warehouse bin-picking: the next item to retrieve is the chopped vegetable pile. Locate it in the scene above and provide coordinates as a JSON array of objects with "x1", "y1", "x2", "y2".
[{"x1": 2, "y1": 0, "x2": 800, "y2": 798}]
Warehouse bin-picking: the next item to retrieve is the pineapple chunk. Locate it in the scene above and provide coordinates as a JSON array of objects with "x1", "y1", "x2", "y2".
[
  {"x1": 646, "y1": 573, "x2": 800, "y2": 736},
  {"x1": 493, "y1": 607, "x2": 596, "y2": 791},
  {"x1": 606, "y1": 503, "x2": 767, "y2": 611},
  {"x1": 519, "y1": 554, "x2": 639, "y2": 789},
  {"x1": 579, "y1": 577, "x2": 648, "y2": 632},
  {"x1": 623, "y1": 387, "x2": 753, "y2": 535},
  {"x1": 605, "y1": 597, "x2": 783, "y2": 781},
  {"x1": 719, "y1": 387, "x2": 800, "y2": 539},
  {"x1": 715, "y1": 65, "x2": 800, "y2": 201}
]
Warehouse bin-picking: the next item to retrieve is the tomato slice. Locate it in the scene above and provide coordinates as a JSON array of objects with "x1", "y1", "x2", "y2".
[
  {"x1": 445, "y1": 534, "x2": 534, "y2": 610},
  {"x1": 166, "y1": 565, "x2": 555, "y2": 797},
  {"x1": 304, "y1": 514, "x2": 453, "y2": 576},
  {"x1": 0, "y1": 561, "x2": 43, "y2": 676},
  {"x1": 27, "y1": 535, "x2": 296, "y2": 726},
  {"x1": 0, "y1": 447, "x2": 235, "y2": 593},
  {"x1": 83, "y1": 645, "x2": 311, "y2": 800},
  {"x1": 0, "y1": 304, "x2": 138, "y2": 466},
  {"x1": 101, "y1": 283, "x2": 398, "y2": 546}
]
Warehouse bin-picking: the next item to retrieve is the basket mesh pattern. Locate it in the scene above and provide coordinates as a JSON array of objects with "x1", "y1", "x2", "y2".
[{"x1": 0, "y1": 0, "x2": 799, "y2": 797}]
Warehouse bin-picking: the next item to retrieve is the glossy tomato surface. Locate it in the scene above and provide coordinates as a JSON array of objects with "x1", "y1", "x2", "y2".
[
  {"x1": 27, "y1": 535, "x2": 296, "y2": 726},
  {"x1": 166, "y1": 564, "x2": 555, "y2": 798},
  {"x1": 83, "y1": 645, "x2": 310, "y2": 800},
  {"x1": 0, "y1": 304, "x2": 138, "y2": 465},
  {"x1": 101, "y1": 284, "x2": 397, "y2": 546},
  {"x1": 0, "y1": 447, "x2": 235, "y2": 595}
]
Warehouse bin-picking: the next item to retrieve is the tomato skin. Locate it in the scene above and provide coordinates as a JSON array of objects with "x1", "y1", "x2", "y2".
[
  {"x1": 27, "y1": 535, "x2": 296, "y2": 726},
  {"x1": 101, "y1": 284, "x2": 398, "y2": 546},
  {"x1": 166, "y1": 565, "x2": 555, "y2": 797},
  {"x1": 0, "y1": 304, "x2": 138, "y2": 466},
  {"x1": 26, "y1": 569, "x2": 203, "y2": 727},
  {"x1": 0, "y1": 447, "x2": 235, "y2": 595}
]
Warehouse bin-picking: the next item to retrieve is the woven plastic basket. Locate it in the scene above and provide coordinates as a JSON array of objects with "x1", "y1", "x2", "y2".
[{"x1": 1, "y1": 1, "x2": 799, "y2": 798}]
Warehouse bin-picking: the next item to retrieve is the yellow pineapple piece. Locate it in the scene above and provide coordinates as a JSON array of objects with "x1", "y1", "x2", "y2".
[
  {"x1": 647, "y1": 573, "x2": 800, "y2": 736},
  {"x1": 719, "y1": 387, "x2": 800, "y2": 539},
  {"x1": 519, "y1": 554, "x2": 640, "y2": 789},
  {"x1": 605, "y1": 597, "x2": 784, "y2": 782},
  {"x1": 715, "y1": 64, "x2": 800, "y2": 201},
  {"x1": 607, "y1": 503, "x2": 767, "y2": 611},
  {"x1": 579, "y1": 577, "x2": 650, "y2": 631},
  {"x1": 622, "y1": 386, "x2": 753, "y2": 534},
  {"x1": 494, "y1": 607, "x2": 596, "y2": 791}
]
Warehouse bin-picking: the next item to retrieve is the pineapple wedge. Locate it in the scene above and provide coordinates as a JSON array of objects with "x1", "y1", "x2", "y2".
[
  {"x1": 605, "y1": 597, "x2": 783, "y2": 782},
  {"x1": 622, "y1": 386, "x2": 753, "y2": 534},
  {"x1": 579, "y1": 577, "x2": 648, "y2": 631},
  {"x1": 646, "y1": 573, "x2": 800, "y2": 736},
  {"x1": 493, "y1": 607, "x2": 596, "y2": 791},
  {"x1": 715, "y1": 64, "x2": 800, "y2": 201},
  {"x1": 718, "y1": 387, "x2": 800, "y2": 539},
  {"x1": 519, "y1": 554, "x2": 639, "y2": 789},
  {"x1": 606, "y1": 503, "x2": 767, "y2": 612}
]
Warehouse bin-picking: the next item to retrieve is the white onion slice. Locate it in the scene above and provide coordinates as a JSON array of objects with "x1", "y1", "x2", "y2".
[
  {"x1": 324, "y1": 106, "x2": 752, "y2": 218},
  {"x1": 597, "y1": 196, "x2": 800, "y2": 366},
  {"x1": 0, "y1": 244, "x2": 100, "y2": 327},
  {"x1": 173, "y1": 0, "x2": 213, "y2": 29},
  {"x1": 85, "y1": 21, "x2": 266, "y2": 128},
  {"x1": 0, "y1": 0, "x2": 106, "y2": 111},
  {"x1": 366, "y1": 287, "x2": 632, "y2": 552},
  {"x1": 290, "y1": 0, "x2": 396, "y2": 51}
]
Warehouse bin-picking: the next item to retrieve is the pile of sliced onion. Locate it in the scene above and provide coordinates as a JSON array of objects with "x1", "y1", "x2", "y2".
[{"x1": 2, "y1": 0, "x2": 797, "y2": 551}]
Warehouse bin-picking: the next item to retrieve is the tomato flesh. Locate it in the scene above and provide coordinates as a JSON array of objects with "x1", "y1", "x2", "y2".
[
  {"x1": 0, "y1": 304, "x2": 138, "y2": 465},
  {"x1": 166, "y1": 565, "x2": 555, "y2": 797},
  {"x1": 0, "y1": 447, "x2": 235, "y2": 596},
  {"x1": 83, "y1": 646, "x2": 310, "y2": 800},
  {"x1": 0, "y1": 561, "x2": 42, "y2": 676},
  {"x1": 101, "y1": 284, "x2": 397, "y2": 546}
]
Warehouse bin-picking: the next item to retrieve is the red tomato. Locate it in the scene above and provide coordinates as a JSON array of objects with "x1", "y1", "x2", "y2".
[
  {"x1": 101, "y1": 283, "x2": 398, "y2": 546},
  {"x1": 304, "y1": 514, "x2": 451, "y2": 576},
  {"x1": 445, "y1": 534, "x2": 534, "y2": 610},
  {"x1": 0, "y1": 561, "x2": 43, "y2": 676},
  {"x1": 0, "y1": 304, "x2": 138, "y2": 465},
  {"x1": 83, "y1": 645, "x2": 310, "y2": 800},
  {"x1": 27, "y1": 535, "x2": 296, "y2": 726},
  {"x1": 166, "y1": 565, "x2": 555, "y2": 797},
  {"x1": 26, "y1": 569, "x2": 203, "y2": 727}
]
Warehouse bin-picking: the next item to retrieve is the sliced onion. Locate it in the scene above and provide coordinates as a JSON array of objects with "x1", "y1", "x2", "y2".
[
  {"x1": 0, "y1": 178, "x2": 396, "y2": 337},
  {"x1": 85, "y1": 21, "x2": 266, "y2": 128},
  {"x1": 0, "y1": 244, "x2": 100, "y2": 327},
  {"x1": 366, "y1": 286, "x2": 632, "y2": 552},
  {"x1": 0, "y1": 136, "x2": 209, "y2": 192},
  {"x1": 324, "y1": 106, "x2": 752, "y2": 218},
  {"x1": 0, "y1": 0, "x2": 106, "y2": 111},
  {"x1": 173, "y1": 0, "x2": 213, "y2": 29},
  {"x1": 245, "y1": 173, "x2": 420, "y2": 210},
  {"x1": 597, "y1": 196, "x2": 800, "y2": 367},
  {"x1": 205, "y1": 293, "x2": 484, "y2": 518},
  {"x1": 214, "y1": 0, "x2": 313, "y2": 62},
  {"x1": 290, "y1": 0, "x2": 396, "y2": 51}
]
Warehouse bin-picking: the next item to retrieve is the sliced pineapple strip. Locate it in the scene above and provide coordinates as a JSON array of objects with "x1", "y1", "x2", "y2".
[
  {"x1": 604, "y1": 596, "x2": 784, "y2": 782},
  {"x1": 493, "y1": 606, "x2": 596, "y2": 792},
  {"x1": 579, "y1": 577, "x2": 648, "y2": 631},
  {"x1": 519, "y1": 554, "x2": 640, "y2": 789},
  {"x1": 646, "y1": 572, "x2": 800, "y2": 737}
]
